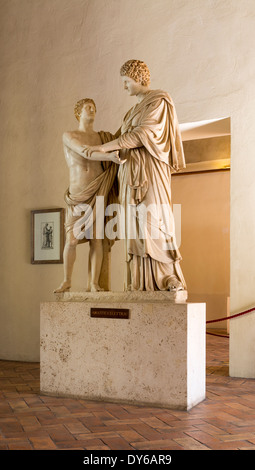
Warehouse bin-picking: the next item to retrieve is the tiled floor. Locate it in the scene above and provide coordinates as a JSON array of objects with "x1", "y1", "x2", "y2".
[{"x1": 1, "y1": 332, "x2": 255, "y2": 450}]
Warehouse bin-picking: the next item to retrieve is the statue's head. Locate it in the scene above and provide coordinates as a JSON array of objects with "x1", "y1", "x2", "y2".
[
  {"x1": 120, "y1": 60, "x2": 150, "y2": 87},
  {"x1": 74, "y1": 98, "x2": 96, "y2": 121}
]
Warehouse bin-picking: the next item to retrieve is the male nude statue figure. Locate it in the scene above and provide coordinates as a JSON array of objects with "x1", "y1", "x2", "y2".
[{"x1": 54, "y1": 98, "x2": 123, "y2": 293}]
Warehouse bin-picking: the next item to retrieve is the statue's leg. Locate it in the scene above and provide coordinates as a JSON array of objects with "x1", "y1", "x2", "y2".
[
  {"x1": 98, "y1": 237, "x2": 111, "y2": 291},
  {"x1": 124, "y1": 236, "x2": 132, "y2": 291},
  {"x1": 54, "y1": 232, "x2": 78, "y2": 293},
  {"x1": 125, "y1": 258, "x2": 132, "y2": 291},
  {"x1": 86, "y1": 251, "x2": 91, "y2": 291},
  {"x1": 89, "y1": 239, "x2": 104, "y2": 292}
]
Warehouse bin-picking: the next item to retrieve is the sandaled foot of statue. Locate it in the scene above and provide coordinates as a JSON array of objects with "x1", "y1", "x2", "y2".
[
  {"x1": 167, "y1": 277, "x2": 184, "y2": 292},
  {"x1": 90, "y1": 283, "x2": 104, "y2": 292},
  {"x1": 53, "y1": 281, "x2": 71, "y2": 293},
  {"x1": 124, "y1": 284, "x2": 132, "y2": 292}
]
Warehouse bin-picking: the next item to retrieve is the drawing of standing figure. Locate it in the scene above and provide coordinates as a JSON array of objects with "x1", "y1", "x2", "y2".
[{"x1": 42, "y1": 223, "x2": 53, "y2": 249}]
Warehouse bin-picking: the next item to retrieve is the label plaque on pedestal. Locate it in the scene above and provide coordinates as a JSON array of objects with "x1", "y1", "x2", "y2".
[{"x1": 90, "y1": 307, "x2": 129, "y2": 319}]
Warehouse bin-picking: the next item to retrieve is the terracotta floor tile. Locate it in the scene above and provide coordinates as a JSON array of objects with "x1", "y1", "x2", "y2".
[
  {"x1": 194, "y1": 422, "x2": 227, "y2": 435},
  {"x1": 218, "y1": 432, "x2": 255, "y2": 442},
  {"x1": 131, "y1": 438, "x2": 183, "y2": 450},
  {"x1": 213, "y1": 440, "x2": 255, "y2": 450},
  {"x1": 55, "y1": 440, "x2": 88, "y2": 449},
  {"x1": 103, "y1": 422, "x2": 135, "y2": 432},
  {"x1": 24, "y1": 428, "x2": 50, "y2": 438},
  {"x1": 93, "y1": 410, "x2": 117, "y2": 420},
  {"x1": 184, "y1": 430, "x2": 225, "y2": 449},
  {"x1": 104, "y1": 418, "x2": 142, "y2": 426},
  {"x1": 101, "y1": 436, "x2": 134, "y2": 450},
  {"x1": 158, "y1": 430, "x2": 192, "y2": 440},
  {"x1": 85, "y1": 438, "x2": 111, "y2": 448},
  {"x1": 0, "y1": 444, "x2": 8, "y2": 450},
  {"x1": 64, "y1": 420, "x2": 91, "y2": 434},
  {"x1": 77, "y1": 431, "x2": 118, "y2": 440},
  {"x1": 238, "y1": 445, "x2": 255, "y2": 450},
  {"x1": 8, "y1": 441, "x2": 33, "y2": 450},
  {"x1": 140, "y1": 416, "x2": 174, "y2": 430},
  {"x1": 85, "y1": 445, "x2": 110, "y2": 450},
  {"x1": 129, "y1": 422, "x2": 163, "y2": 440},
  {"x1": 1, "y1": 333, "x2": 255, "y2": 450},
  {"x1": 29, "y1": 436, "x2": 57, "y2": 449},
  {"x1": 46, "y1": 424, "x2": 76, "y2": 442},
  {"x1": 0, "y1": 417, "x2": 24, "y2": 434},
  {"x1": 173, "y1": 436, "x2": 210, "y2": 450},
  {"x1": 117, "y1": 429, "x2": 147, "y2": 443}
]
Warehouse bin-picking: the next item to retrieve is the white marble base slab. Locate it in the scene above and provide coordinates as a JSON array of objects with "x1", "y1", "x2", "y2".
[
  {"x1": 54, "y1": 289, "x2": 188, "y2": 303},
  {"x1": 40, "y1": 292, "x2": 205, "y2": 410}
]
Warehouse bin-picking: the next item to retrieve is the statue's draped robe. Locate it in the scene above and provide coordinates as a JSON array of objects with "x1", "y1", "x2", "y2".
[
  {"x1": 117, "y1": 89, "x2": 187, "y2": 291},
  {"x1": 64, "y1": 131, "x2": 118, "y2": 243}
]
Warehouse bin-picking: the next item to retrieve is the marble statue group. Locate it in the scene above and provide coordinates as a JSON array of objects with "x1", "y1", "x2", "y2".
[{"x1": 54, "y1": 60, "x2": 187, "y2": 294}]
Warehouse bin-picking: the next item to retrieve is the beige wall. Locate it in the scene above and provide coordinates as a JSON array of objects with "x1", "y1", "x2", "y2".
[{"x1": 0, "y1": 0, "x2": 254, "y2": 361}]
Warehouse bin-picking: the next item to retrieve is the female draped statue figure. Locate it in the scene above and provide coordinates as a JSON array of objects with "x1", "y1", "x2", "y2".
[{"x1": 86, "y1": 60, "x2": 187, "y2": 292}]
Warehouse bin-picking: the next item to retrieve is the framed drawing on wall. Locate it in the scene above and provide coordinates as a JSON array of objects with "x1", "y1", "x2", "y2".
[{"x1": 31, "y1": 208, "x2": 65, "y2": 264}]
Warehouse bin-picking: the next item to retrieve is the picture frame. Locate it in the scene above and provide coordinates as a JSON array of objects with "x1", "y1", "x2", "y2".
[{"x1": 31, "y1": 208, "x2": 65, "y2": 264}]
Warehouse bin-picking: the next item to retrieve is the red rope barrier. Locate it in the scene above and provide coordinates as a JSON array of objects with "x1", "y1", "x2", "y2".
[
  {"x1": 206, "y1": 306, "x2": 255, "y2": 324},
  {"x1": 206, "y1": 306, "x2": 255, "y2": 338},
  {"x1": 206, "y1": 331, "x2": 229, "y2": 338}
]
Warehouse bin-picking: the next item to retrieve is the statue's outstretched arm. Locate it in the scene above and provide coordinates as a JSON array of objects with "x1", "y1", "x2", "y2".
[
  {"x1": 83, "y1": 138, "x2": 122, "y2": 157},
  {"x1": 62, "y1": 133, "x2": 124, "y2": 165}
]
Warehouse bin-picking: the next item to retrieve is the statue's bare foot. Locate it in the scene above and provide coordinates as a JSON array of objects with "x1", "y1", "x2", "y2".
[
  {"x1": 90, "y1": 284, "x2": 104, "y2": 292},
  {"x1": 54, "y1": 281, "x2": 71, "y2": 293}
]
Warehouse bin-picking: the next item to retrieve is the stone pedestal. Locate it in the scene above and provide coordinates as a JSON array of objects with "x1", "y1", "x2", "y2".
[{"x1": 40, "y1": 291, "x2": 206, "y2": 410}]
